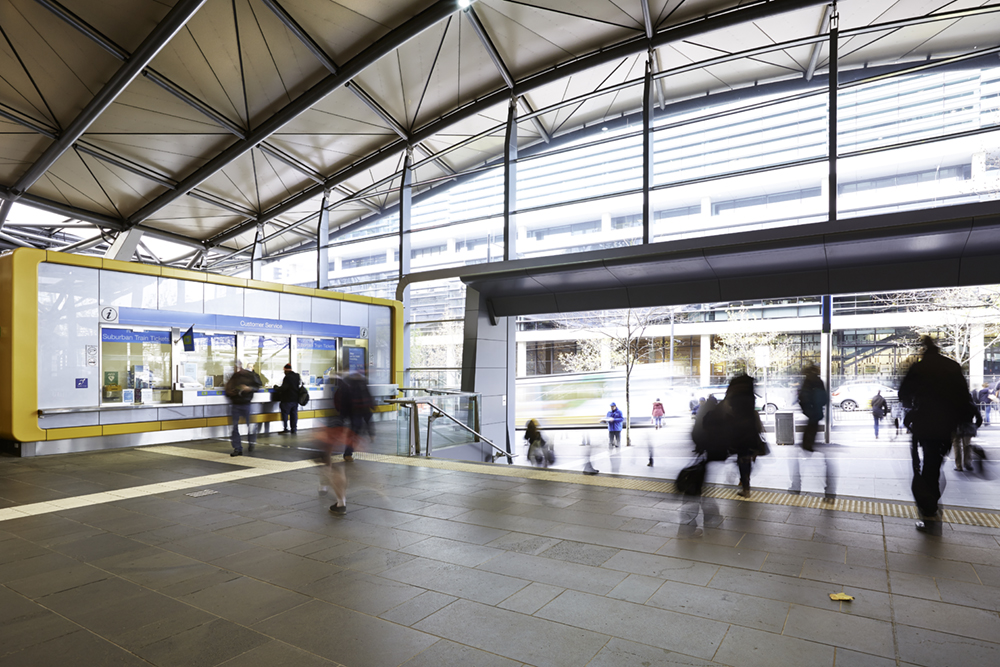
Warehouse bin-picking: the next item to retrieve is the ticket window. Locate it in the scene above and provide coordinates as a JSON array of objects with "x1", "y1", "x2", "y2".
[
  {"x1": 295, "y1": 338, "x2": 338, "y2": 386},
  {"x1": 243, "y1": 335, "x2": 290, "y2": 388},
  {"x1": 177, "y1": 334, "x2": 236, "y2": 389},
  {"x1": 101, "y1": 328, "x2": 173, "y2": 403}
]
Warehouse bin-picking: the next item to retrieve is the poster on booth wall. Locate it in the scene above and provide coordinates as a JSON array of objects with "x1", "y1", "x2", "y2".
[{"x1": 122, "y1": 389, "x2": 135, "y2": 403}]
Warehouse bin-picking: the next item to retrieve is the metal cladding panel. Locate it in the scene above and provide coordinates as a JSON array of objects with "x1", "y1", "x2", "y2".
[
  {"x1": 965, "y1": 215, "x2": 1000, "y2": 256},
  {"x1": 490, "y1": 293, "x2": 559, "y2": 317},
  {"x1": 718, "y1": 270, "x2": 830, "y2": 302},
  {"x1": 554, "y1": 287, "x2": 630, "y2": 313},
  {"x1": 823, "y1": 221, "x2": 973, "y2": 269},
  {"x1": 528, "y1": 264, "x2": 619, "y2": 292},
  {"x1": 705, "y1": 243, "x2": 828, "y2": 277},
  {"x1": 627, "y1": 279, "x2": 723, "y2": 308},
  {"x1": 960, "y1": 255, "x2": 1000, "y2": 286},
  {"x1": 829, "y1": 258, "x2": 962, "y2": 294},
  {"x1": 605, "y1": 253, "x2": 716, "y2": 285}
]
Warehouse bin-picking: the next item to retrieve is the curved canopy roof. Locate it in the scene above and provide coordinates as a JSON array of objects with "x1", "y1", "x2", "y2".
[{"x1": 2, "y1": 0, "x2": 999, "y2": 267}]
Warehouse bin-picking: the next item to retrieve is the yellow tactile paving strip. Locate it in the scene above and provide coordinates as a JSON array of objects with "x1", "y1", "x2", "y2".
[
  {"x1": 349, "y1": 452, "x2": 1000, "y2": 529},
  {"x1": 1, "y1": 446, "x2": 999, "y2": 529}
]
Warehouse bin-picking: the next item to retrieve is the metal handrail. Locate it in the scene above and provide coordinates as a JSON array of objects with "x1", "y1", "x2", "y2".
[
  {"x1": 386, "y1": 396, "x2": 514, "y2": 463},
  {"x1": 425, "y1": 401, "x2": 513, "y2": 463}
]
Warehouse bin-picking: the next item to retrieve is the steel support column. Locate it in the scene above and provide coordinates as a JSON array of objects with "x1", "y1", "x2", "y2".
[
  {"x1": 642, "y1": 54, "x2": 655, "y2": 245},
  {"x1": 503, "y1": 96, "x2": 518, "y2": 262},
  {"x1": 14, "y1": 0, "x2": 207, "y2": 196},
  {"x1": 317, "y1": 192, "x2": 330, "y2": 289},
  {"x1": 104, "y1": 228, "x2": 144, "y2": 261},
  {"x1": 251, "y1": 225, "x2": 265, "y2": 280},
  {"x1": 828, "y1": 3, "x2": 838, "y2": 226},
  {"x1": 399, "y1": 149, "x2": 414, "y2": 387}
]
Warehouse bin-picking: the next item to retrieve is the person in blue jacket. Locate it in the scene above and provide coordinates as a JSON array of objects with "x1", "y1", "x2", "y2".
[{"x1": 606, "y1": 402, "x2": 624, "y2": 449}]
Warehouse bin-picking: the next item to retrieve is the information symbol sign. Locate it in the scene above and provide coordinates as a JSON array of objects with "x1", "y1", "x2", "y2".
[{"x1": 101, "y1": 307, "x2": 119, "y2": 323}]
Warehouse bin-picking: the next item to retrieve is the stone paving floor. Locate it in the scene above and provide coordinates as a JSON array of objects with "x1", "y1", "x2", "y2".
[{"x1": 2, "y1": 435, "x2": 1000, "y2": 666}]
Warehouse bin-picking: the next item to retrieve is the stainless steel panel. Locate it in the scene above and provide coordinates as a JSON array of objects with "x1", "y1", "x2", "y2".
[{"x1": 100, "y1": 408, "x2": 160, "y2": 424}]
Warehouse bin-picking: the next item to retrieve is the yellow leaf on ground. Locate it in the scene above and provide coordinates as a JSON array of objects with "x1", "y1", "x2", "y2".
[{"x1": 829, "y1": 592, "x2": 854, "y2": 601}]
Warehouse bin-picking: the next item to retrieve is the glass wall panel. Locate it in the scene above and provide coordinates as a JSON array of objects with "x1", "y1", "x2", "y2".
[
  {"x1": 177, "y1": 333, "x2": 236, "y2": 390},
  {"x1": 263, "y1": 249, "x2": 316, "y2": 286},
  {"x1": 412, "y1": 166, "x2": 503, "y2": 231},
  {"x1": 837, "y1": 130, "x2": 1000, "y2": 219},
  {"x1": 243, "y1": 334, "x2": 290, "y2": 387},
  {"x1": 515, "y1": 128, "x2": 643, "y2": 210},
  {"x1": 515, "y1": 192, "x2": 643, "y2": 260},
  {"x1": 329, "y1": 231, "x2": 399, "y2": 290},
  {"x1": 295, "y1": 338, "x2": 338, "y2": 386},
  {"x1": 838, "y1": 68, "x2": 999, "y2": 154},
  {"x1": 101, "y1": 328, "x2": 173, "y2": 403},
  {"x1": 409, "y1": 217, "x2": 504, "y2": 271},
  {"x1": 651, "y1": 161, "x2": 827, "y2": 242},
  {"x1": 653, "y1": 90, "x2": 827, "y2": 188}
]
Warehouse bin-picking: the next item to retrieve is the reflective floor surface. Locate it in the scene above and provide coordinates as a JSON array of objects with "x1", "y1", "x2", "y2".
[{"x1": 2, "y1": 435, "x2": 1000, "y2": 666}]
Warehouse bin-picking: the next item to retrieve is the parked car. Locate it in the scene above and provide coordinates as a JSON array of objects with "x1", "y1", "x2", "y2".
[
  {"x1": 830, "y1": 382, "x2": 898, "y2": 411},
  {"x1": 697, "y1": 385, "x2": 788, "y2": 414}
]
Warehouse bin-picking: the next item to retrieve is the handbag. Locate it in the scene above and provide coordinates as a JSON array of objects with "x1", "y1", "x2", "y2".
[
  {"x1": 676, "y1": 457, "x2": 706, "y2": 496},
  {"x1": 297, "y1": 384, "x2": 310, "y2": 406}
]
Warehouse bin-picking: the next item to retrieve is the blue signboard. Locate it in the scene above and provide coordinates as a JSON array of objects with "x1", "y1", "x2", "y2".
[
  {"x1": 297, "y1": 338, "x2": 338, "y2": 351},
  {"x1": 75, "y1": 378, "x2": 88, "y2": 389},
  {"x1": 118, "y1": 307, "x2": 361, "y2": 339},
  {"x1": 101, "y1": 329, "x2": 172, "y2": 344},
  {"x1": 347, "y1": 346, "x2": 366, "y2": 373}
]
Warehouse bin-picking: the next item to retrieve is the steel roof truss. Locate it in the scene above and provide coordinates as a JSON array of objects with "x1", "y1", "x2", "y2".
[{"x1": 14, "y1": 0, "x2": 209, "y2": 196}]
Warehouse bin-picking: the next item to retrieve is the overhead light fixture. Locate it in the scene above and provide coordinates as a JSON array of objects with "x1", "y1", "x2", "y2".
[{"x1": 458, "y1": 0, "x2": 474, "y2": 8}]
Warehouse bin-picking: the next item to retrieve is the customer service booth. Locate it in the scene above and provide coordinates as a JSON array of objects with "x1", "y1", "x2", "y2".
[{"x1": 0, "y1": 248, "x2": 402, "y2": 456}]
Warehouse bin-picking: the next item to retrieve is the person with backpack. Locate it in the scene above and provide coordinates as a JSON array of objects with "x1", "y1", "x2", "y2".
[
  {"x1": 871, "y1": 390, "x2": 888, "y2": 439},
  {"x1": 900, "y1": 336, "x2": 979, "y2": 534},
  {"x1": 276, "y1": 363, "x2": 301, "y2": 435},
  {"x1": 224, "y1": 360, "x2": 261, "y2": 456}
]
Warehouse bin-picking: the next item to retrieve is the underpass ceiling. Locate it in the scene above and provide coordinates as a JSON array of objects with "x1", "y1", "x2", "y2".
[{"x1": 0, "y1": 0, "x2": 997, "y2": 266}]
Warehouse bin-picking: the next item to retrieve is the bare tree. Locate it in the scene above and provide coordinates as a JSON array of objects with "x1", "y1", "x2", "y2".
[
  {"x1": 710, "y1": 306, "x2": 795, "y2": 380},
  {"x1": 556, "y1": 307, "x2": 675, "y2": 446},
  {"x1": 883, "y1": 286, "x2": 1000, "y2": 369}
]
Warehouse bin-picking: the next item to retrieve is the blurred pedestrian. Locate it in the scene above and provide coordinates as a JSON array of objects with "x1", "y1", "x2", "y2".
[
  {"x1": 790, "y1": 364, "x2": 835, "y2": 500},
  {"x1": 225, "y1": 360, "x2": 261, "y2": 456},
  {"x1": 689, "y1": 393, "x2": 699, "y2": 417},
  {"x1": 723, "y1": 374, "x2": 766, "y2": 498},
  {"x1": 277, "y1": 363, "x2": 301, "y2": 434},
  {"x1": 871, "y1": 390, "x2": 887, "y2": 439},
  {"x1": 978, "y1": 383, "x2": 992, "y2": 425},
  {"x1": 899, "y1": 335, "x2": 979, "y2": 534},
  {"x1": 651, "y1": 398, "x2": 665, "y2": 429},
  {"x1": 952, "y1": 400, "x2": 983, "y2": 472},
  {"x1": 524, "y1": 419, "x2": 552, "y2": 467},
  {"x1": 324, "y1": 371, "x2": 375, "y2": 514},
  {"x1": 606, "y1": 402, "x2": 624, "y2": 449}
]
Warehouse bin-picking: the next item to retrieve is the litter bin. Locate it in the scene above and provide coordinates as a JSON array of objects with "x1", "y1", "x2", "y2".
[{"x1": 774, "y1": 411, "x2": 795, "y2": 445}]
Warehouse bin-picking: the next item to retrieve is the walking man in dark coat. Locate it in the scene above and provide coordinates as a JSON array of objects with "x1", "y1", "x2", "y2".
[
  {"x1": 278, "y1": 363, "x2": 301, "y2": 434},
  {"x1": 899, "y1": 336, "x2": 978, "y2": 534}
]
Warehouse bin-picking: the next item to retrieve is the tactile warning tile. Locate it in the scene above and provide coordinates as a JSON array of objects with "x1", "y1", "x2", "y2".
[{"x1": 349, "y1": 452, "x2": 1000, "y2": 529}]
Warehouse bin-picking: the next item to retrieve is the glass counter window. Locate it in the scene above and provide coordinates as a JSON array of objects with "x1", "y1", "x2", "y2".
[
  {"x1": 244, "y1": 335, "x2": 290, "y2": 387},
  {"x1": 295, "y1": 338, "x2": 338, "y2": 386},
  {"x1": 178, "y1": 333, "x2": 236, "y2": 390},
  {"x1": 101, "y1": 328, "x2": 172, "y2": 403}
]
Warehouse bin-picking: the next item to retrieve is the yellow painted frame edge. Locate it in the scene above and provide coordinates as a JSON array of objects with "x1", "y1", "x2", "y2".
[
  {"x1": 0, "y1": 248, "x2": 46, "y2": 441},
  {"x1": 103, "y1": 421, "x2": 161, "y2": 436}
]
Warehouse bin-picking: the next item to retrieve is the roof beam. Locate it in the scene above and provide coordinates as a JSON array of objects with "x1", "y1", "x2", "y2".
[
  {"x1": 464, "y1": 6, "x2": 550, "y2": 143},
  {"x1": 37, "y1": 0, "x2": 246, "y2": 138},
  {"x1": 805, "y1": 4, "x2": 833, "y2": 81},
  {"x1": 262, "y1": 0, "x2": 457, "y2": 174},
  {"x1": 0, "y1": 199, "x2": 12, "y2": 229},
  {"x1": 13, "y1": 0, "x2": 207, "y2": 196},
  {"x1": 130, "y1": 0, "x2": 455, "y2": 226}
]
